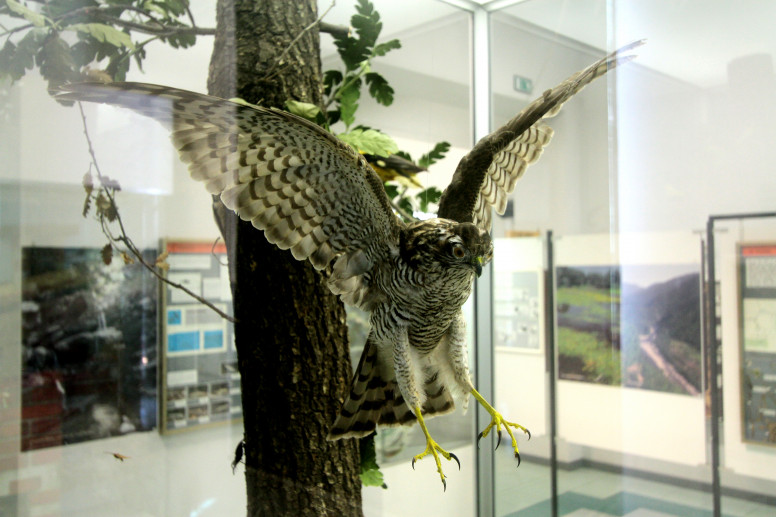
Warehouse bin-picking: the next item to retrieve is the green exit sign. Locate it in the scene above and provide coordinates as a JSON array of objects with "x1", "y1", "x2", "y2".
[{"x1": 513, "y1": 75, "x2": 533, "y2": 94}]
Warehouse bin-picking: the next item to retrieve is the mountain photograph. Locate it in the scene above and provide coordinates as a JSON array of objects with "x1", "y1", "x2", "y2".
[{"x1": 556, "y1": 264, "x2": 702, "y2": 395}]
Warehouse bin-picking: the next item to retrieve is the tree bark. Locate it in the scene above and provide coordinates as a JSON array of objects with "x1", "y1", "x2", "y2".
[{"x1": 207, "y1": 1, "x2": 363, "y2": 516}]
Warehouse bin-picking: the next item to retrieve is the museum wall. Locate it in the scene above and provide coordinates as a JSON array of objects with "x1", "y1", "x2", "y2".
[{"x1": 4, "y1": 1, "x2": 776, "y2": 514}]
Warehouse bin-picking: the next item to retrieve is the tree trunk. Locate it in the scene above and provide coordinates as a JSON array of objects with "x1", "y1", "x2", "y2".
[{"x1": 207, "y1": 1, "x2": 363, "y2": 516}]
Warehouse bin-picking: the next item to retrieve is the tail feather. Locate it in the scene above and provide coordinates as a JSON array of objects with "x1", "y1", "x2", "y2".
[{"x1": 328, "y1": 338, "x2": 456, "y2": 440}]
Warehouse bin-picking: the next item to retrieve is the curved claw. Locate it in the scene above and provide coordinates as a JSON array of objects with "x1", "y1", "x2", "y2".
[
  {"x1": 526, "y1": 428, "x2": 532, "y2": 441},
  {"x1": 515, "y1": 451, "x2": 521, "y2": 468},
  {"x1": 476, "y1": 430, "x2": 484, "y2": 449},
  {"x1": 449, "y1": 452, "x2": 461, "y2": 471},
  {"x1": 495, "y1": 429, "x2": 502, "y2": 450},
  {"x1": 411, "y1": 457, "x2": 416, "y2": 470},
  {"x1": 443, "y1": 478, "x2": 447, "y2": 492}
]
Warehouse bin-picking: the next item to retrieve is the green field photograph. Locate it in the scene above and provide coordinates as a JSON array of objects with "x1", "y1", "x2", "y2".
[{"x1": 556, "y1": 265, "x2": 702, "y2": 395}]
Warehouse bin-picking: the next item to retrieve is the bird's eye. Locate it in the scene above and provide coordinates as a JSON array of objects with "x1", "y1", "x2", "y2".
[{"x1": 452, "y1": 244, "x2": 466, "y2": 259}]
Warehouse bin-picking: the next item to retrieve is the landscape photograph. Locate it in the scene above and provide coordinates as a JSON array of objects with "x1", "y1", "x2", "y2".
[
  {"x1": 556, "y1": 264, "x2": 702, "y2": 395},
  {"x1": 21, "y1": 247, "x2": 158, "y2": 450}
]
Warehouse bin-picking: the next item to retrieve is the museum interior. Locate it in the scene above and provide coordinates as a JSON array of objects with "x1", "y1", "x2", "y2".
[{"x1": 1, "y1": 0, "x2": 775, "y2": 516}]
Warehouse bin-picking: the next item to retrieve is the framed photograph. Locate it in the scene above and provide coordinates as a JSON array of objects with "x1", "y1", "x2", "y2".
[
  {"x1": 738, "y1": 243, "x2": 776, "y2": 446},
  {"x1": 21, "y1": 247, "x2": 157, "y2": 451},
  {"x1": 160, "y1": 240, "x2": 242, "y2": 434},
  {"x1": 556, "y1": 263, "x2": 702, "y2": 395}
]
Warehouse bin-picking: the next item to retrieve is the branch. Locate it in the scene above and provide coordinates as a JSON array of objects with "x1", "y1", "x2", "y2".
[
  {"x1": 77, "y1": 103, "x2": 236, "y2": 324},
  {"x1": 89, "y1": 14, "x2": 215, "y2": 37},
  {"x1": 0, "y1": 4, "x2": 216, "y2": 39},
  {"x1": 319, "y1": 21, "x2": 349, "y2": 39}
]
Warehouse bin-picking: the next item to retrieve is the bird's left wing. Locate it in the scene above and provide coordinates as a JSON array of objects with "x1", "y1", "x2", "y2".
[
  {"x1": 437, "y1": 40, "x2": 643, "y2": 230},
  {"x1": 53, "y1": 83, "x2": 402, "y2": 307}
]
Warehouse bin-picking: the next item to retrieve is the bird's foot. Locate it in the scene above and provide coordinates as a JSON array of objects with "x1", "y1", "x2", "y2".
[
  {"x1": 412, "y1": 406, "x2": 460, "y2": 491},
  {"x1": 471, "y1": 389, "x2": 530, "y2": 466}
]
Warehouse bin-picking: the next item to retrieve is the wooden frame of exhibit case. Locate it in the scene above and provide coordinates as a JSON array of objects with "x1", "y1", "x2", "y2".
[
  {"x1": 737, "y1": 242, "x2": 776, "y2": 447},
  {"x1": 160, "y1": 240, "x2": 242, "y2": 434}
]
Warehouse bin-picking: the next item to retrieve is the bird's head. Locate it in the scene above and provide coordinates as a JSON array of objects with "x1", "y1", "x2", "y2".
[{"x1": 400, "y1": 219, "x2": 493, "y2": 277}]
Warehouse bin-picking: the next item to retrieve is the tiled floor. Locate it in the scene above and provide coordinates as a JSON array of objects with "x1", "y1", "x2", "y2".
[{"x1": 493, "y1": 449, "x2": 775, "y2": 517}]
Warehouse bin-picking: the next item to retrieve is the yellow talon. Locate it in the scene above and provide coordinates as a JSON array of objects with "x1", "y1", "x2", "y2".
[
  {"x1": 471, "y1": 388, "x2": 530, "y2": 466},
  {"x1": 412, "y1": 406, "x2": 460, "y2": 490}
]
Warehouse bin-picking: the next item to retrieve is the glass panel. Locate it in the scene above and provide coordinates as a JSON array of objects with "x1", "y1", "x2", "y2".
[
  {"x1": 489, "y1": 1, "x2": 776, "y2": 516},
  {"x1": 327, "y1": 1, "x2": 477, "y2": 514},
  {"x1": 711, "y1": 216, "x2": 776, "y2": 515},
  {"x1": 0, "y1": 1, "x2": 475, "y2": 516}
]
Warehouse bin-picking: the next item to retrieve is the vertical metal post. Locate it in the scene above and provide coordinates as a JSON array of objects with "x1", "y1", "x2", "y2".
[
  {"x1": 545, "y1": 231, "x2": 558, "y2": 517},
  {"x1": 705, "y1": 218, "x2": 721, "y2": 517},
  {"x1": 471, "y1": 6, "x2": 494, "y2": 517}
]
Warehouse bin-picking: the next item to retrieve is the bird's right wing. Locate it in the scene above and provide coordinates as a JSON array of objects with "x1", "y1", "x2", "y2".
[
  {"x1": 53, "y1": 82, "x2": 402, "y2": 309},
  {"x1": 438, "y1": 40, "x2": 644, "y2": 230}
]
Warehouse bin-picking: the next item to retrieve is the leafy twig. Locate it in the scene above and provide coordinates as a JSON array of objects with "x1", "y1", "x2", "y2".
[{"x1": 77, "y1": 102, "x2": 236, "y2": 324}]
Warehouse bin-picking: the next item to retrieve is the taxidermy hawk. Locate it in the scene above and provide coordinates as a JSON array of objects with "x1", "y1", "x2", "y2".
[{"x1": 53, "y1": 41, "x2": 641, "y2": 489}]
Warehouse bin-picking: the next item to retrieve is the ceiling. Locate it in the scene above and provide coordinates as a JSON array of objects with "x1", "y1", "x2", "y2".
[{"x1": 319, "y1": 0, "x2": 776, "y2": 89}]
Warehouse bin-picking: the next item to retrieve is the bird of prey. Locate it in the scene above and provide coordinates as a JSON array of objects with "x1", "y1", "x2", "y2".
[{"x1": 53, "y1": 41, "x2": 641, "y2": 489}]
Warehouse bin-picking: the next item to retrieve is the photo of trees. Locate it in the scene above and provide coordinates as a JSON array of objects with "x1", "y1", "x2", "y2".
[
  {"x1": 556, "y1": 264, "x2": 702, "y2": 395},
  {"x1": 21, "y1": 247, "x2": 157, "y2": 450}
]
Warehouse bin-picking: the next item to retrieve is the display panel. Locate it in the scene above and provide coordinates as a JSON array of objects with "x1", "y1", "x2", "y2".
[
  {"x1": 160, "y1": 240, "x2": 241, "y2": 434},
  {"x1": 738, "y1": 243, "x2": 776, "y2": 446}
]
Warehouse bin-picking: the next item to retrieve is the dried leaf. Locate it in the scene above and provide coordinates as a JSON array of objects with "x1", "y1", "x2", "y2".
[
  {"x1": 82, "y1": 192, "x2": 92, "y2": 218},
  {"x1": 101, "y1": 176, "x2": 121, "y2": 191},
  {"x1": 155, "y1": 251, "x2": 170, "y2": 271},
  {"x1": 103, "y1": 203, "x2": 118, "y2": 222},
  {"x1": 101, "y1": 244, "x2": 113, "y2": 265},
  {"x1": 120, "y1": 252, "x2": 134, "y2": 265}
]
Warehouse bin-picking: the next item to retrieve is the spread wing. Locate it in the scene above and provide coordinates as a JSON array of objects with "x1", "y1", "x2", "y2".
[
  {"x1": 53, "y1": 82, "x2": 402, "y2": 309},
  {"x1": 438, "y1": 40, "x2": 644, "y2": 230}
]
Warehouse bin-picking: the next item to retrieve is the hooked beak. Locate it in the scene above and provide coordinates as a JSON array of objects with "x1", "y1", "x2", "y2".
[{"x1": 472, "y1": 256, "x2": 484, "y2": 277}]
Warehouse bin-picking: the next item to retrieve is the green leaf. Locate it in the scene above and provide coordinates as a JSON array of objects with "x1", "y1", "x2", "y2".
[
  {"x1": 418, "y1": 141, "x2": 451, "y2": 168},
  {"x1": 364, "y1": 72, "x2": 393, "y2": 106},
  {"x1": 0, "y1": 29, "x2": 45, "y2": 83},
  {"x1": 337, "y1": 128, "x2": 398, "y2": 157},
  {"x1": 395, "y1": 150, "x2": 412, "y2": 162},
  {"x1": 326, "y1": 109, "x2": 341, "y2": 126},
  {"x1": 372, "y1": 39, "x2": 401, "y2": 57},
  {"x1": 383, "y1": 184, "x2": 399, "y2": 199},
  {"x1": 338, "y1": 79, "x2": 361, "y2": 128},
  {"x1": 398, "y1": 197, "x2": 413, "y2": 217},
  {"x1": 323, "y1": 69, "x2": 343, "y2": 96},
  {"x1": 37, "y1": 33, "x2": 78, "y2": 89},
  {"x1": 417, "y1": 186, "x2": 442, "y2": 213},
  {"x1": 67, "y1": 24, "x2": 135, "y2": 50},
  {"x1": 164, "y1": 29, "x2": 196, "y2": 49},
  {"x1": 6, "y1": 0, "x2": 48, "y2": 27},
  {"x1": 351, "y1": 13, "x2": 381, "y2": 49},
  {"x1": 359, "y1": 434, "x2": 387, "y2": 489},
  {"x1": 285, "y1": 100, "x2": 321, "y2": 122},
  {"x1": 105, "y1": 49, "x2": 130, "y2": 82},
  {"x1": 361, "y1": 467, "x2": 385, "y2": 488}
]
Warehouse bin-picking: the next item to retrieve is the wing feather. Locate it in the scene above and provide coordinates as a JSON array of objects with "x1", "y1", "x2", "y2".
[
  {"x1": 438, "y1": 40, "x2": 643, "y2": 230},
  {"x1": 52, "y1": 82, "x2": 402, "y2": 308}
]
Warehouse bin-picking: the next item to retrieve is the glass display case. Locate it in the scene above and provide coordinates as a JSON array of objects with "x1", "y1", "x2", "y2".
[{"x1": 1, "y1": 1, "x2": 775, "y2": 516}]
